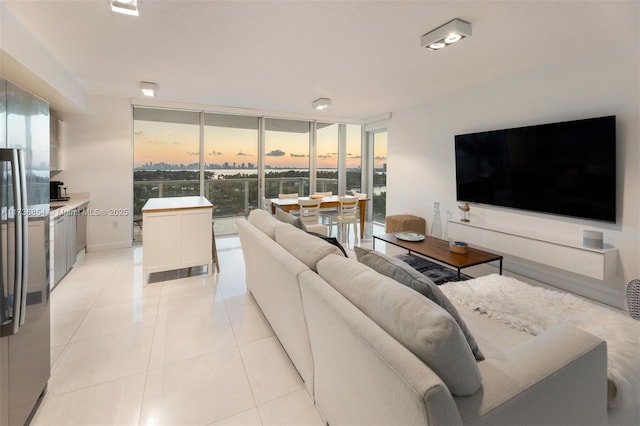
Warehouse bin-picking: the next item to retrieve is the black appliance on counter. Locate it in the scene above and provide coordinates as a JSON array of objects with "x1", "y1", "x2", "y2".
[{"x1": 50, "y1": 180, "x2": 69, "y2": 201}]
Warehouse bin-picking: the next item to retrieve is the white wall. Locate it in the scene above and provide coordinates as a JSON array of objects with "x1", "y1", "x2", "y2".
[
  {"x1": 56, "y1": 95, "x2": 133, "y2": 251},
  {"x1": 0, "y1": 3, "x2": 86, "y2": 113},
  {"x1": 387, "y1": 46, "x2": 639, "y2": 308}
]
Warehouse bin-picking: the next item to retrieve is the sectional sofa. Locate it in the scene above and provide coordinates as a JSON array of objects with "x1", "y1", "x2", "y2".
[{"x1": 237, "y1": 209, "x2": 609, "y2": 425}]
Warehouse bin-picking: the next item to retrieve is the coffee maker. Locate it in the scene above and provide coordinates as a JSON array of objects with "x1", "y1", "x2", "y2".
[{"x1": 50, "y1": 181, "x2": 69, "y2": 201}]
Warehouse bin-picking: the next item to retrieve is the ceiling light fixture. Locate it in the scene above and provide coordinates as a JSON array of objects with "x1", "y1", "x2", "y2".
[
  {"x1": 312, "y1": 98, "x2": 331, "y2": 110},
  {"x1": 111, "y1": 0, "x2": 140, "y2": 16},
  {"x1": 140, "y1": 81, "x2": 158, "y2": 97},
  {"x1": 421, "y1": 18, "x2": 472, "y2": 51}
]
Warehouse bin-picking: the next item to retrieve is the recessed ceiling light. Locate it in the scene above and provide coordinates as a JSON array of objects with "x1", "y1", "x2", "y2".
[
  {"x1": 444, "y1": 33, "x2": 462, "y2": 44},
  {"x1": 140, "y1": 81, "x2": 158, "y2": 97},
  {"x1": 312, "y1": 98, "x2": 331, "y2": 110},
  {"x1": 421, "y1": 18, "x2": 472, "y2": 51},
  {"x1": 111, "y1": 0, "x2": 140, "y2": 16}
]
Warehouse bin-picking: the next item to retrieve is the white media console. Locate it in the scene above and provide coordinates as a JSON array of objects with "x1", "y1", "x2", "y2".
[{"x1": 448, "y1": 220, "x2": 618, "y2": 280}]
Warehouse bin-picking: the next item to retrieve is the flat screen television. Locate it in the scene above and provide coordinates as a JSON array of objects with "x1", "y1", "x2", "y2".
[{"x1": 454, "y1": 116, "x2": 616, "y2": 222}]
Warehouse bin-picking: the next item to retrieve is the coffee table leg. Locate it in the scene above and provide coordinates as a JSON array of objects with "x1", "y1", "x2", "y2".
[
  {"x1": 457, "y1": 268, "x2": 461, "y2": 280},
  {"x1": 500, "y1": 259, "x2": 503, "y2": 275}
]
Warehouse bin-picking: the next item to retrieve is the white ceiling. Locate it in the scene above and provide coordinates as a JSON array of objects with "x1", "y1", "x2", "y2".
[{"x1": 3, "y1": 0, "x2": 637, "y2": 120}]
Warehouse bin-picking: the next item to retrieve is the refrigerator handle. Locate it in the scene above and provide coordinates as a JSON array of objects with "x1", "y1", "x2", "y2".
[
  {"x1": 17, "y1": 149, "x2": 28, "y2": 327},
  {"x1": 6, "y1": 148, "x2": 24, "y2": 335}
]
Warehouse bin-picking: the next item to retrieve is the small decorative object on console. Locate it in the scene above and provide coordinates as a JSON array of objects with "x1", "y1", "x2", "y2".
[
  {"x1": 583, "y1": 230, "x2": 604, "y2": 249},
  {"x1": 449, "y1": 241, "x2": 469, "y2": 254},
  {"x1": 458, "y1": 202, "x2": 470, "y2": 222},
  {"x1": 310, "y1": 194, "x2": 324, "y2": 199}
]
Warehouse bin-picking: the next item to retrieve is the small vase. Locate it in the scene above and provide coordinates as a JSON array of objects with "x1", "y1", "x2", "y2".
[{"x1": 431, "y1": 202, "x2": 442, "y2": 239}]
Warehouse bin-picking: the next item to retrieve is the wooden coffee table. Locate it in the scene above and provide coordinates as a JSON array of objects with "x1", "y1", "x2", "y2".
[{"x1": 373, "y1": 233, "x2": 503, "y2": 280}]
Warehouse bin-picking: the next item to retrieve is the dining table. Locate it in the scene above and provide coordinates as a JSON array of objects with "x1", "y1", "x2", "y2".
[{"x1": 270, "y1": 195, "x2": 368, "y2": 240}]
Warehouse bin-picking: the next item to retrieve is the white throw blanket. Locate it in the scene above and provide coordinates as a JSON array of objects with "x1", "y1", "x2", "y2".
[{"x1": 441, "y1": 274, "x2": 640, "y2": 422}]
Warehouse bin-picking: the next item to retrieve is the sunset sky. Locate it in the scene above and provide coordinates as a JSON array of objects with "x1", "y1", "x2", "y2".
[{"x1": 133, "y1": 120, "x2": 385, "y2": 170}]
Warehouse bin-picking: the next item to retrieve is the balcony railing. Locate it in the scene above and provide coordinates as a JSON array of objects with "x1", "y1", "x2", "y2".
[
  {"x1": 134, "y1": 177, "x2": 341, "y2": 215},
  {"x1": 133, "y1": 176, "x2": 385, "y2": 233}
]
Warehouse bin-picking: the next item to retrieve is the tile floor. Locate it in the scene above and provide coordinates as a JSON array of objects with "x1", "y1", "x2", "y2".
[{"x1": 33, "y1": 234, "x2": 335, "y2": 426}]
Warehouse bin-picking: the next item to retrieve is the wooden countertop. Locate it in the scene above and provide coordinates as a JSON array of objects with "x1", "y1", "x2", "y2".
[{"x1": 142, "y1": 196, "x2": 213, "y2": 213}]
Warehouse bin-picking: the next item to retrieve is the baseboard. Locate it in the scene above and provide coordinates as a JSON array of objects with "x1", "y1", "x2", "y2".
[{"x1": 87, "y1": 240, "x2": 132, "y2": 252}]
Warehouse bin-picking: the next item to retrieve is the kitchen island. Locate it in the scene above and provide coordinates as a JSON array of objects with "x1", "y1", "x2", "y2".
[{"x1": 142, "y1": 196, "x2": 213, "y2": 284}]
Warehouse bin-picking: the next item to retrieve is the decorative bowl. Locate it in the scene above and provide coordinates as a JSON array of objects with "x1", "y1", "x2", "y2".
[
  {"x1": 449, "y1": 241, "x2": 469, "y2": 254},
  {"x1": 309, "y1": 194, "x2": 324, "y2": 199},
  {"x1": 395, "y1": 232, "x2": 425, "y2": 242}
]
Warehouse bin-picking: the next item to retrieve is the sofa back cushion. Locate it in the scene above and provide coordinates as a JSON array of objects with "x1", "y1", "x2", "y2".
[
  {"x1": 248, "y1": 209, "x2": 285, "y2": 239},
  {"x1": 317, "y1": 254, "x2": 482, "y2": 396},
  {"x1": 275, "y1": 209, "x2": 304, "y2": 229},
  {"x1": 275, "y1": 225, "x2": 343, "y2": 272},
  {"x1": 354, "y1": 247, "x2": 484, "y2": 361}
]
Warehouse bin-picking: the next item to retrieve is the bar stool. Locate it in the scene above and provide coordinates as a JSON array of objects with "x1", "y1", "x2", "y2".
[
  {"x1": 188, "y1": 220, "x2": 219, "y2": 276},
  {"x1": 212, "y1": 220, "x2": 220, "y2": 273}
]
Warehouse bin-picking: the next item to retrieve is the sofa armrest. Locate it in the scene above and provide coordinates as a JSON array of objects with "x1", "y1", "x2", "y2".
[
  {"x1": 300, "y1": 270, "x2": 463, "y2": 426},
  {"x1": 455, "y1": 324, "x2": 608, "y2": 426},
  {"x1": 236, "y1": 219, "x2": 315, "y2": 395}
]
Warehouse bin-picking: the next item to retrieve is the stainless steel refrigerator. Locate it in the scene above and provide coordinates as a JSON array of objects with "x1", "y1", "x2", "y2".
[{"x1": 0, "y1": 79, "x2": 50, "y2": 425}]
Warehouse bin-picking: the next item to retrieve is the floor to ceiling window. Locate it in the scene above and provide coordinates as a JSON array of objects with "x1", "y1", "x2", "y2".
[
  {"x1": 264, "y1": 119, "x2": 311, "y2": 198},
  {"x1": 346, "y1": 124, "x2": 363, "y2": 194},
  {"x1": 316, "y1": 122, "x2": 339, "y2": 194},
  {"x1": 203, "y1": 113, "x2": 259, "y2": 226},
  {"x1": 133, "y1": 106, "x2": 365, "y2": 235},
  {"x1": 132, "y1": 108, "x2": 200, "y2": 221},
  {"x1": 372, "y1": 130, "x2": 387, "y2": 223}
]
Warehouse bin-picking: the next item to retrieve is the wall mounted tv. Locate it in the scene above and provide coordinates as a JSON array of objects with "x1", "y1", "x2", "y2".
[{"x1": 455, "y1": 115, "x2": 616, "y2": 223}]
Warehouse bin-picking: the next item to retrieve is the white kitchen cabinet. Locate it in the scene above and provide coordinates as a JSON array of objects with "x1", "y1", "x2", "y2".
[
  {"x1": 50, "y1": 207, "x2": 80, "y2": 287},
  {"x1": 142, "y1": 196, "x2": 213, "y2": 284},
  {"x1": 50, "y1": 199, "x2": 90, "y2": 289},
  {"x1": 52, "y1": 213, "x2": 67, "y2": 286},
  {"x1": 65, "y1": 210, "x2": 77, "y2": 273}
]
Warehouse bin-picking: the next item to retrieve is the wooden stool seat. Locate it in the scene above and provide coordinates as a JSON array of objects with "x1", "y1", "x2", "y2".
[
  {"x1": 212, "y1": 221, "x2": 220, "y2": 273},
  {"x1": 385, "y1": 214, "x2": 426, "y2": 235}
]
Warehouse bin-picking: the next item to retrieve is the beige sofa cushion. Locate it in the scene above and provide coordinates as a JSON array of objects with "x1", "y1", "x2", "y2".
[
  {"x1": 275, "y1": 209, "x2": 303, "y2": 228},
  {"x1": 317, "y1": 254, "x2": 482, "y2": 396},
  {"x1": 248, "y1": 208, "x2": 285, "y2": 239},
  {"x1": 275, "y1": 224, "x2": 343, "y2": 272},
  {"x1": 354, "y1": 247, "x2": 484, "y2": 361}
]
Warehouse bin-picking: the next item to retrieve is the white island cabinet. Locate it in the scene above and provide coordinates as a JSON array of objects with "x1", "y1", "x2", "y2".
[{"x1": 142, "y1": 196, "x2": 213, "y2": 284}]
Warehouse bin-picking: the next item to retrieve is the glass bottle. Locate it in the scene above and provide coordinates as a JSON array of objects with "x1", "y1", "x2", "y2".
[{"x1": 431, "y1": 202, "x2": 442, "y2": 239}]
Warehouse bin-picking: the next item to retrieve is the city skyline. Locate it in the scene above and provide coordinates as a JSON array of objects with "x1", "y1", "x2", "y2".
[
  {"x1": 133, "y1": 120, "x2": 386, "y2": 169},
  {"x1": 133, "y1": 160, "x2": 378, "y2": 171}
]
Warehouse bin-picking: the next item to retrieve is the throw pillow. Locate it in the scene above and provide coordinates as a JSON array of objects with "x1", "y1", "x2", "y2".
[
  {"x1": 354, "y1": 246, "x2": 484, "y2": 361},
  {"x1": 275, "y1": 209, "x2": 303, "y2": 229},
  {"x1": 317, "y1": 254, "x2": 482, "y2": 396},
  {"x1": 306, "y1": 232, "x2": 348, "y2": 257}
]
